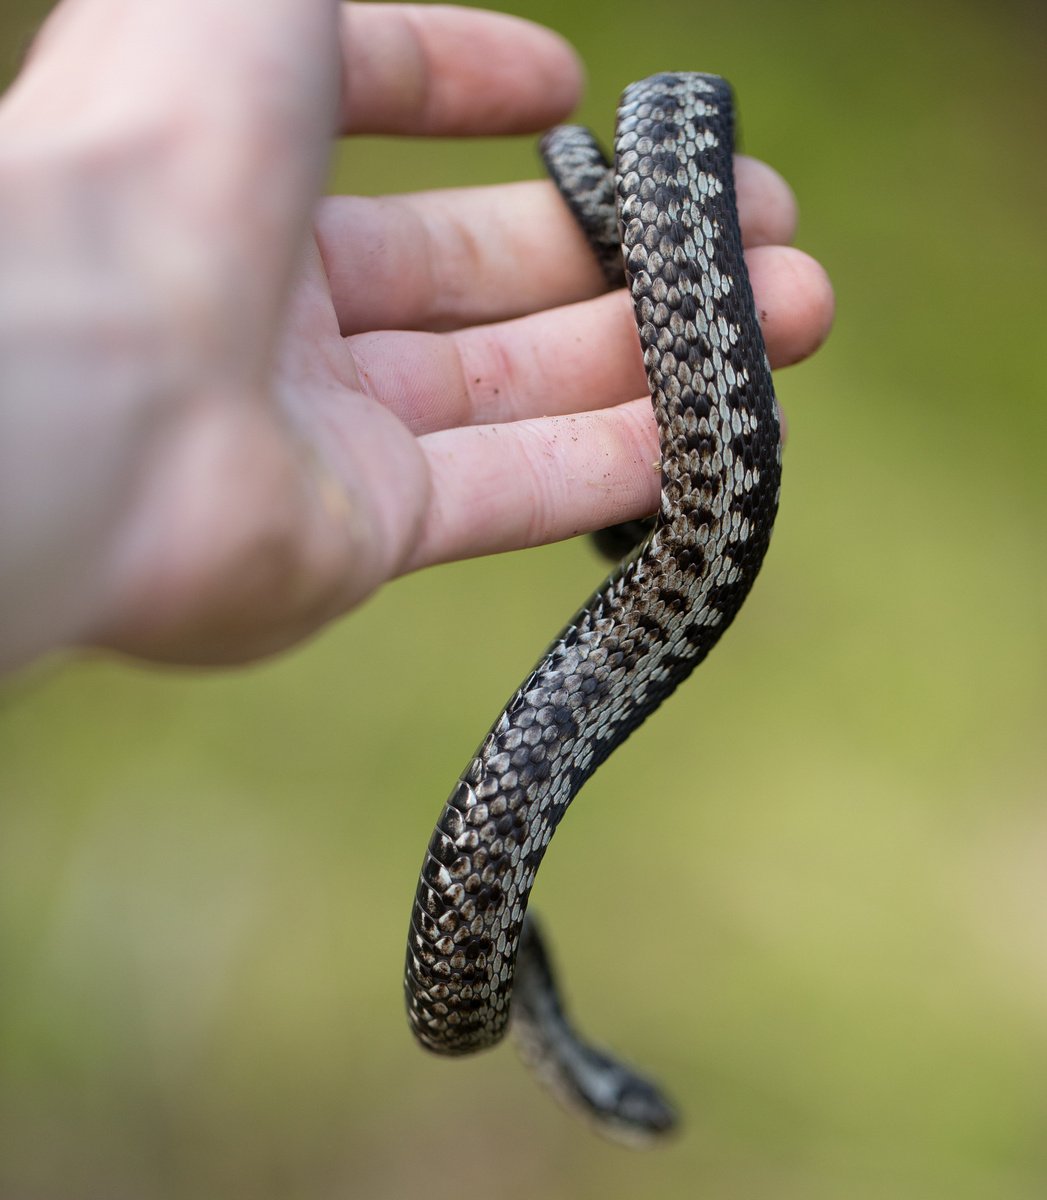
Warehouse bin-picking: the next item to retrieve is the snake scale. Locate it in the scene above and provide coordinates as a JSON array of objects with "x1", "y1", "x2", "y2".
[{"x1": 404, "y1": 73, "x2": 782, "y2": 1142}]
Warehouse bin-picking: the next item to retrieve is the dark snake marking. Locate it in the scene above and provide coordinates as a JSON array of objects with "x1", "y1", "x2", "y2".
[{"x1": 404, "y1": 73, "x2": 782, "y2": 1142}]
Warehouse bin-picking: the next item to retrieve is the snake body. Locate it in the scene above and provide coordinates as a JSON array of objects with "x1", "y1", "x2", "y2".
[{"x1": 405, "y1": 73, "x2": 782, "y2": 1141}]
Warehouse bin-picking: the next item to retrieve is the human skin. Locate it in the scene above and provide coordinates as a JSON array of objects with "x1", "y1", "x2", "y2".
[{"x1": 0, "y1": 0, "x2": 835, "y2": 673}]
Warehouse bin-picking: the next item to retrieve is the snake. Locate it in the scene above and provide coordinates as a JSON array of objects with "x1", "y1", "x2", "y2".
[{"x1": 404, "y1": 73, "x2": 782, "y2": 1144}]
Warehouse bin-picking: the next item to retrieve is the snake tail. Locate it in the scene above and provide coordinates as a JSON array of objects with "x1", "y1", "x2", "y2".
[{"x1": 511, "y1": 913, "x2": 678, "y2": 1143}]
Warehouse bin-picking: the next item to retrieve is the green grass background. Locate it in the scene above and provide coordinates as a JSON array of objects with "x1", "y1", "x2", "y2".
[{"x1": 2, "y1": 1, "x2": 1046, "y2": 1197}]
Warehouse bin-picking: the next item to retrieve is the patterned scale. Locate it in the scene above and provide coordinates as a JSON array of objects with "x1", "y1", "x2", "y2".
[{"x1": 404, "y1": 73, "x2": 782, "y2": 1142}]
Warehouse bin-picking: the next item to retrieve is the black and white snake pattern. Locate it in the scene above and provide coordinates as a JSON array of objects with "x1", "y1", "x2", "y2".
[{"x1": 404, "y1": 73, "x2": 782, "y2": 1143}]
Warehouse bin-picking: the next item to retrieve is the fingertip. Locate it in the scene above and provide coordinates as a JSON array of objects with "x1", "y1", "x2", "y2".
[
  {"x1": 341, "y1": 4, "x2": 585, "y2": 135},
  {"x1": 522, "y1": 19, "x2": 586, "y2": 125},
  {"x1": 403, "y1": 4, "x2": 586, "y2": 130},
  {"x1": 474, "y1": 9, "x2": 584, "y2": 123},
  {"x1": 781, "y1": 247, "x2": 836, "y2": 358},
  {"x1": 735, "y1": 154, "x2": 798, "y2": 247},
  {"x1": 746, "y1": 245, "x2": 836, "y2": 367}
]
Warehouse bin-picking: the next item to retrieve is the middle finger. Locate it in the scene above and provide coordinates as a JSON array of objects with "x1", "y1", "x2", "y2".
[{"x1": 345, "y1": 243, "x2": 830, "y2": 436}]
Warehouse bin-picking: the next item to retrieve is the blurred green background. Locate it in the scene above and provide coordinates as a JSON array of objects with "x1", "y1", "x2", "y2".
[{"x1": 2, "y1": 1, "x2": 1046, "y2": 1197}]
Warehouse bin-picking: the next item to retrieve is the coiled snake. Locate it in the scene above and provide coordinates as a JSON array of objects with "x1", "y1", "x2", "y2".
[{"x1": 404, "y1": 73, "x2": 782, "y2": 1143}]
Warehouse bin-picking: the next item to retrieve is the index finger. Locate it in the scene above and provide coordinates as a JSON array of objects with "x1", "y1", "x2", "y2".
[{"x1": 339, "y1": 4, "x2": 584, "y2": 135}]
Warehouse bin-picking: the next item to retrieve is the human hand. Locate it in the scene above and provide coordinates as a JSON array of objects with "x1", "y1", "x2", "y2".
[{"x1": 0, "y1": 0, "x2": 834, "y2": 672}]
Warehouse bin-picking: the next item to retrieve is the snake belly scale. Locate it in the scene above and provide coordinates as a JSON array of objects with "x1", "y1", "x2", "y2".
[{"x1": 404, "y1": 73, "x2": 782, "y2": 1142}]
